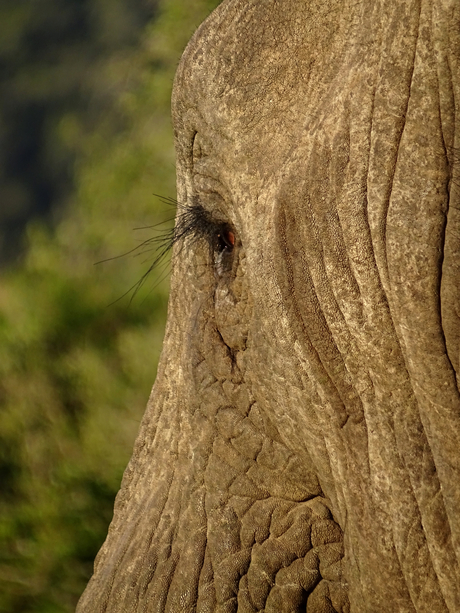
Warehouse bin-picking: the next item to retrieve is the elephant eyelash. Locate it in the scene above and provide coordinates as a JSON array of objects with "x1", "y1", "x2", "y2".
[
  {"x1": 96, "y1": 195, "x2": 235, "y2": 304},
  {"x1": 144, "y1": 195, "x2": 235, "y2": 255},
  {"x1": 173, "y1": 198, "x2": 235, "y2": 254}
]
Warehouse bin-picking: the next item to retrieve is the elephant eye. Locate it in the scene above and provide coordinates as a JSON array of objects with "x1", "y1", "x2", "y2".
[
  {"x1": 99, "y1": 197, "x2": 236, "y2": 302},
  {"x1": 173, "y1": 200, "x2": 237, "y2": 274},
  {"x1": 216, "y1": 227, "x2": 235, "y2": 253}
]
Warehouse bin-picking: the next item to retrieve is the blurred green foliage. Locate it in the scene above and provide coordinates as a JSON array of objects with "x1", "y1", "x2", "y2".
[
  {"x1": 0, "y1": 0, "x2": 157, "y2": 263},
  {"x1": 0, "y1": 0, "x2": 221, "y2": 611}
]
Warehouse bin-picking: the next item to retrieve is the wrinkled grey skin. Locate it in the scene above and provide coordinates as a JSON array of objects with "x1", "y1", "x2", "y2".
[{"x1": 77, "y1": 1, "x2": 460, "y2": 611}]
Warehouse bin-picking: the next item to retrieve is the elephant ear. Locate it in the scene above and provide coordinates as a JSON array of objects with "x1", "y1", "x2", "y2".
[
  {"x1": 76, "y1": 244, "x2": 349, "y2": 612},
  {"x1": 267, "y1": 0, "x2": 460, "y2": 609}
]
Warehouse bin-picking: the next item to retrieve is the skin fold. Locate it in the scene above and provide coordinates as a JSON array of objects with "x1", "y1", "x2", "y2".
[{"x1": 77, "y1": 0, "x2": 460, "y2": 611}]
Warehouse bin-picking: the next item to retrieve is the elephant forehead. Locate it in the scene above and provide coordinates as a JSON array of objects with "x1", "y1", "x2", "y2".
[{"x1": 172, "y1": 0, "x2": 347, "y2": 176}]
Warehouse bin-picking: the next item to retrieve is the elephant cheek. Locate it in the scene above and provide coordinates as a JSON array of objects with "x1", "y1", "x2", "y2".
[{"x1": 214, "y1": 279, "x2": 249, "y2": 353}]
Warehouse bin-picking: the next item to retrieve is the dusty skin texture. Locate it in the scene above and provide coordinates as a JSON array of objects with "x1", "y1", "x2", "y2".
[{"x1": 77, "y1": 0, "x2": 460, "y2": 611}]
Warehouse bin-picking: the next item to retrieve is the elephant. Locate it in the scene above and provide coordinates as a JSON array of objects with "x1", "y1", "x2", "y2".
[{"x1": 77, "y1": 0, "x2": 460, "y2": 611}]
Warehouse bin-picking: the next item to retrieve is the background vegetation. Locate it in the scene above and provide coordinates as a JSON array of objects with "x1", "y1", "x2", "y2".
[{"x1": 0, "y1": 1, "x2": 221, "y2": 611}]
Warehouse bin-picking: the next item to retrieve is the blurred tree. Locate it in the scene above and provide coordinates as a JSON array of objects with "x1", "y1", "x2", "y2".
[
  {"x1": 0, "y1": 1, "x2": 221, "y2": 611},
  {"x1": 0, "y1": 0, "x2": 157, "y2": 264}
]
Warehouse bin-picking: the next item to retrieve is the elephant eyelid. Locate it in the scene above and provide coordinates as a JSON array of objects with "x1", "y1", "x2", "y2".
[{"x1": 172, "y1": 199, "x2": 236, "y2": 255}]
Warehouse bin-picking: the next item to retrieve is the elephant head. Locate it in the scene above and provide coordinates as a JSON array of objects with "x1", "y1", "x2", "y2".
[{"x1": 77, "y1": 0, "x2": 460, "y2": 611}]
